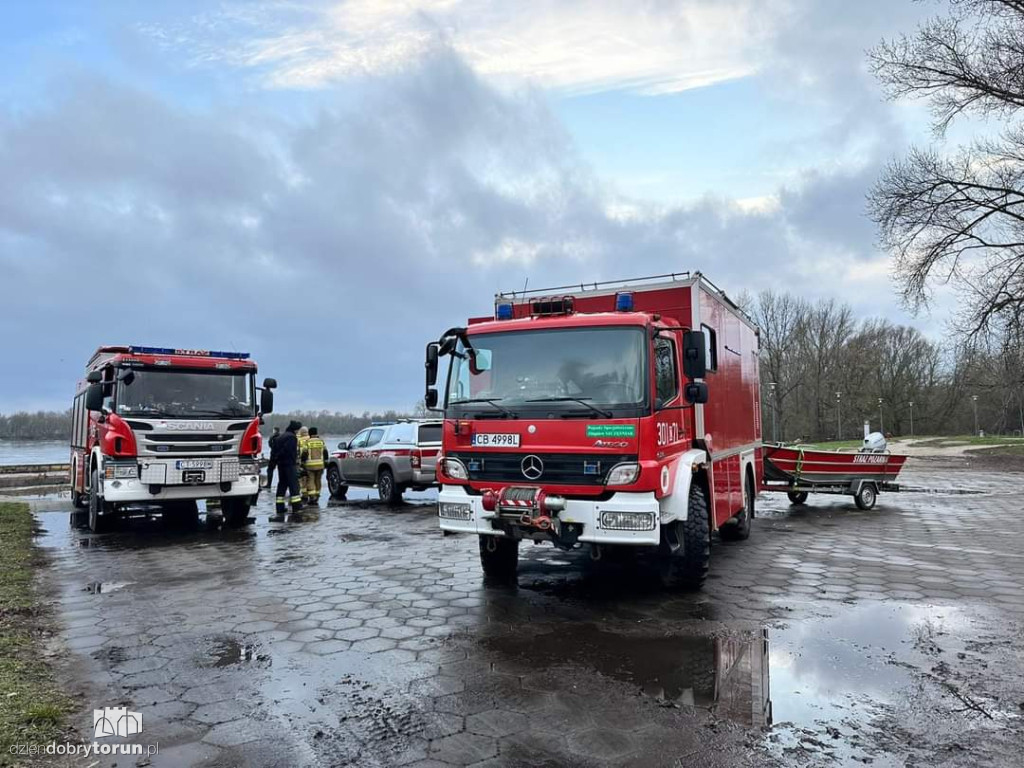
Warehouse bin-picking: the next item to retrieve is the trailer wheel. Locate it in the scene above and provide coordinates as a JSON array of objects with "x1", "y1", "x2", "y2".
[
  {"x1": 720, "y1": 472, "x2": 754, "y2": 542},
  {"x1": 657, "y1": 481, "x2": 710, "y2": 590},
  {"x1": 88, "y1": 469, "x2": 113, "y2": 534},
  {"x1": 327, "y1": 466, "x2": 348, "y2": 500},
  {"x1": 787, "y1": 491, "x2": 808, "y2": 505},
  {"x1": 854, "y1": 483, "x2": 877, "y2": 511},
  {"x1": 479, "y1": 535, "x2": 519, "y2": 584},
  {"x1": 222, "y1": 498, "x2": 252, "y2": 527}
]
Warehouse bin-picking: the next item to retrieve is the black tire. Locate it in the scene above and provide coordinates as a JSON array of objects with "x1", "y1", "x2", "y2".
[
  {"x1": 657, "y1": 481, "x2": 711, "y2": 590},
  {"x1": 222, "y1": 498, "x2": 252, "y2": 527},
  {"x1": 88, "y1": 469, "x2": 112, "y2": 533},
  {"x1": 377, "y1": 467, "x2": 400, "y2": 505},
  {"x1": 720, "y1": 472, "x2": 754, "y2": 542},
  {"x1": 479, "y1": 536, "x2": 519, "y2": 584},
  {"x1": 787, "y1": 491, "x2": 808, "y2": 505},
  {"x1": 327, "y1": 466, "x2": 348, "y2": 500},
  {"x1": 854, "y1": 483, "x2": 877, "y2": 511}
]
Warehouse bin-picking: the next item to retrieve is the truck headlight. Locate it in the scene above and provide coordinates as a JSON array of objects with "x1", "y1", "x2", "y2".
[
  {"x1": 442, "y1": 458, "x2": 469, "y2": 481},
  {"x1": 605, "y1": 462, "x2": 640, "y2": 486},
  {"x1": 600, "y1": 511, "x2": 656, "y2": 531},
  {"x1": 439, "y1": 502, "x2": 473, "y2": 520},
  {"x1": 105, "y1": 463, "x2": 138, "y2": 480}
]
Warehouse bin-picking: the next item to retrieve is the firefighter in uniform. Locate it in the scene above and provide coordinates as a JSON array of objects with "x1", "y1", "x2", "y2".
[
  {"x1": 304, "y1": 427, "x2": 327, "y2": 505},
  {"x1": 272, "y1": 421, "x2": 304, "y2": 521},
  {"x1": 297, "y1": 426, "x2": 310, "y2": 503}
]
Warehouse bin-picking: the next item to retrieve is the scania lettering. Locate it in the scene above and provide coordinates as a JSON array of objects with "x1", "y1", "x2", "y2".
[
  {"x1": 69, "y1": 345, "x2": 277, "y2": 532},
  {"x1": 425, "y1": 273, "x2": 762, "y2": 589}
]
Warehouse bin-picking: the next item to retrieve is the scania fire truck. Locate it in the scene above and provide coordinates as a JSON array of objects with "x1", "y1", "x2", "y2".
[
  {"x1": 425, "y1": 273, "x2": 761, "y2": 588},
  {"x1": 69, "y1": 346, "x2": 277, "y2": 532}
]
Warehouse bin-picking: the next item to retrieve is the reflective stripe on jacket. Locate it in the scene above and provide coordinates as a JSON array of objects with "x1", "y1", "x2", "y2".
[{"x1": 305, "y1": 438, "x2": 326, "y2": 469}]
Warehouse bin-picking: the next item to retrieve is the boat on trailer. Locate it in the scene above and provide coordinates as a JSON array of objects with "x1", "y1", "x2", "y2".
[{"x1": 761, "y1": 444, "x2": 908, "y2": 510}]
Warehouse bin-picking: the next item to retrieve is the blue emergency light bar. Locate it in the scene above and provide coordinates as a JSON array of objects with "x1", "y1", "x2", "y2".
[
  {"x1": 495, "y1": 302, "x2": 514, "y2": 320},
  {"x1": 615, "y1": 291, "x2": 635, "y2": 311},
  {"x1": 129, "y1": 346, "x2": 251, "y2": 360}
]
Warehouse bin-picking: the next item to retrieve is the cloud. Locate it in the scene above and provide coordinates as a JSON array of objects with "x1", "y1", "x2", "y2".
[
  {"x1": 0, "y1": 9, "x2": 933, "y2": 412},
  {"x1": 141, "y1": 0, "x2": 780, "y2": 95}
]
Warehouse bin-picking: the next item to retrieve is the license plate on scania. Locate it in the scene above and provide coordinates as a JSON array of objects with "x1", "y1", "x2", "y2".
[
  {"x1": 471, "y1": 433, "x2": 520, "y2": 447},
  {"x1": 176, "y1": 460, "x2": 213, "y2": 470}
]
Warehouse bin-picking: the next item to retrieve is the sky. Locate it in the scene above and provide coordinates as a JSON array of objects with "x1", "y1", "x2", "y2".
[{"x1": 0, "y1": 0, "x2": 967, "y2": 413}]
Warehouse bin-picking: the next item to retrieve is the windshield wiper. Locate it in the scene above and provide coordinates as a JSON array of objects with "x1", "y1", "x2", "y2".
[
  {"x1": 451, "y1": 398, "x2": 514, "y2": 417},
  {"x1": 523, "y1": 397, "x2": 613, "y2": 418}
]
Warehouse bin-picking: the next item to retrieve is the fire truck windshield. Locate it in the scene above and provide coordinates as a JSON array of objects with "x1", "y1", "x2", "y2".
[
  {"x1": 447, "y1": 327, "x2": 647, "y2": 415},
  {"x1": 115, "y1": 369, "x2": 256, "y2": 419}
]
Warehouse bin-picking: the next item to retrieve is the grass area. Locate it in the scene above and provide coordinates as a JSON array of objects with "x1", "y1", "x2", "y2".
[
  {"x1": 971, "y1": 444, "x2": 1024, "y2": 457},
  {"x1": 0, "y1": 502, "x2": 71, "y2": 763},
  {"x1": 910, "y1": 435, "x2": 1024, "y2": 447}
]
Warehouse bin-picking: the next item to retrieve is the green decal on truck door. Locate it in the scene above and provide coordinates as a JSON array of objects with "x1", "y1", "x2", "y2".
[{"x1": 586, "y1": 424, "x2": 637, "y2": 438}]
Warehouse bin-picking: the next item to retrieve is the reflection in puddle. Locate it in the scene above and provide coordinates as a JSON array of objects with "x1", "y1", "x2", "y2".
[
  {"x1": 484, "y1": 624, "x2": 773, "y2": 727},
  {"x1": 84, "y1": 581, "x2": 130, "y2": 594},
  {"x1": 207, "y1": 636, "x2": 265, "y2": 668}
]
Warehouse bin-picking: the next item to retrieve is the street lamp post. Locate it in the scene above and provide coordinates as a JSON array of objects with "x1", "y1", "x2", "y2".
[
  {"x1": 768, "y1": 382, "x2": 778, "y2": 443},
  {"x1": 835, "y1": 391, "x2": 842, "y2": 440},
  {"x1": 971, "y1": 394, "x2": 979, "y2": 436},
  {"x1": 878, "y1": 398, "x2": 885, "y2": 434},
  {"x1": 908, "y1": 400, "x2": 914, "y2": 438}
]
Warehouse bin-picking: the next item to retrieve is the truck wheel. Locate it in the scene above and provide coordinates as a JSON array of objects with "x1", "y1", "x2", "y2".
[
  {"x1": 656, "y1": 481, "x2": 710, "y2": 590},
  {"x1": 327, "y1": 466, "x2": 348, "y2": 500},
  {"x1": 479, "y1": 536, "x2": 519, "y2": 584},
  {"x1": 787, "y1": 491, "x2": 808, "y2": 505},
  {"x1": 854, "y1": 483, "x2": 877, "y2": 511},
  {"x1": 720, "y1": 473, "x2": 753, "y2": 542},
  {"x1": 222, "y1": 498, "x2": 252, "y2": 527},
  {"x1": 88, "y1": 469, "x2": 112, "y2": 534},
  {"x1": 377, "y1": 468, "x2": 400, "y2": 505}
]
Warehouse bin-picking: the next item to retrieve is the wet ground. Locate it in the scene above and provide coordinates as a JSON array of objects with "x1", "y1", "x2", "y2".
[{"x1": 31, "y1": 462, "x2": 1024, "y2": 767}]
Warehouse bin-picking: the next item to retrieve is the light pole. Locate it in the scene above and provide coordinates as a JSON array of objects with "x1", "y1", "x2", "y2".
[
  {"x1": 971, "y1": 394, "x2": 979, "y2": 436},
  {"x1": 835, "y1": 391, "x2": 842, "y2": 440},
  {"x1": 768, "y1": 382, "x2": 778, "y2": 443},
  {"x1": 878, "y1": 397, "x2": 885, "y2": 434},
  {"x1": 908, "y1": 400, "x2": 914, "y2": 438}
]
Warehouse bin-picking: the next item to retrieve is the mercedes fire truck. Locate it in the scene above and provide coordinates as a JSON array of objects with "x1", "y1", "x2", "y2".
[
  {"x1": 69, "y1": 346, "x2": 277, "y2": 532},
  {"x1": 425, "y1": 273, "x2": 762, "y2": 589}
]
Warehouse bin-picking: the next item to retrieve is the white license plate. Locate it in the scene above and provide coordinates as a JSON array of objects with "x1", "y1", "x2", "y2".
[
  {"x1": 471, "y1": 433, "x2": 520, "y2": 447},
  {"x1": 176, "y1": 460, "x2": 213, "y2": 470}
]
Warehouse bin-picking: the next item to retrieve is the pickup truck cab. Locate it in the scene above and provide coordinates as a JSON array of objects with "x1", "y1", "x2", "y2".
[{"x1": 326, "y1": 420, "x2": 442, "y2": 504}]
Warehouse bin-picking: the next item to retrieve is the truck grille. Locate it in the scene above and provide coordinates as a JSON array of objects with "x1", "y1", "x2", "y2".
[
  {"x1": 136, "y1": 430, "x2": 242, "y2": 457},
  {"x1": 449, "y1": 452, "x2": 636, "y2": 486}
]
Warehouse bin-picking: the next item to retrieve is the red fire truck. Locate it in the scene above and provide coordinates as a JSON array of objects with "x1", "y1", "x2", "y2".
[
  {"x1": 69, "y1": 346, "x2": 277, "y2": 532},
  {"x1": 424, "y1": 273, "x2": 761, "y2": 588}
]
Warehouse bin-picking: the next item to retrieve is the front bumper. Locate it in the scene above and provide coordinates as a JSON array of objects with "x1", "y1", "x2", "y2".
[
  {"x1": 437, "y1": 485, "x2": 661, "y2": 546},
  {"x1": 100, "y1": 474, "x2": 261, "y2": 504}
]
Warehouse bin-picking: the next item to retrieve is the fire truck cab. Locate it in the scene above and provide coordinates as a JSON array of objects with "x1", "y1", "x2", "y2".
[
  {"x1": 425, "y1": 273, "x2": 762, "y2": 589},
  {"x1": 70, "y1": 345, "x2": 276, "y2": 532}
]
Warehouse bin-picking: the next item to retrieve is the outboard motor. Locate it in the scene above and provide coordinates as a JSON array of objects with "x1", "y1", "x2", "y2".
[{"x1": 862, "y1": 432, "x2": 887, "y2": 453}]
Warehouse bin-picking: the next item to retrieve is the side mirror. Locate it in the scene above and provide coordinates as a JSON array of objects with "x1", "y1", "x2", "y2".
[
  {"x1": 425, "y1": 389, "x2": 439, "y2": 410},
  {"x1": 338, "y1": 441, "x2": 348, "y2": 451},
  {"x1": 263, "y1": 377, "x2": 277, "y2": 389},
  {"x1": 684, "y1": 381, "x2": 709, "y2": 405},
  {"x1": 682, "y1": 330, "x2": 707, "y2": 380},
  {"x1": 260, "y1": 389, "x2": 274, "y2": 415},
  {"x1": 86, "y1": 371, "x2": 102, "y2": 384},
  {"x1": 469, "y1": 348, "x2": 492, "y2": 374},
  {"x1": 85, "y1": 383, "x2": 104, "y2": 412},
  {"x1": 425, "y1": 343, "x2": 439, "y2": 388},
  {"x1": 117, "y1": 369, "x2": 135, "y2": 385}
]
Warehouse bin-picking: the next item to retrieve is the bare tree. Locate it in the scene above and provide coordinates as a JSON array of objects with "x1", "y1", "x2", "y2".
[{"x1": 869, "y1": 0, "x2": 1024, "y2": 335}]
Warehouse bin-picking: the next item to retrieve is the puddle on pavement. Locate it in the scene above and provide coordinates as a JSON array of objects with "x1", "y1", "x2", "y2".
[
  {"x1": 84, "y1": 581, "x2": 130, "y2": 594},
  {"x1": 483, "y1": 603, "x2": 999, "y2": 764},
  {"x1": 206, "y1": 636, "x2": 267, "y2": 668}
]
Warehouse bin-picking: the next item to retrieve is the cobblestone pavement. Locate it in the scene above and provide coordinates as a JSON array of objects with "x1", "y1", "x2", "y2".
[{"x1": 34, "y1": 460, "x2": 1024, "y2": 767}]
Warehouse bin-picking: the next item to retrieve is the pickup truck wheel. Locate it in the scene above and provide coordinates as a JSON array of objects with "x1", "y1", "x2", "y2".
[
  {"x1": 222, "y1": 498, "x2": 252, "y2": 527},
  {"x1": 88, "y1": 469, "x2": 112, "y2": 533},
  {"x1": 720, "y1": 473, "x2": 753, "y2": 542},
  {"x1": 787, "y1": 491, "x2": 808, "y2": 505},
  {"x1": 656, "y1": 481, "x2": 710, "y2": 590},
  {"x1": 327, "y1": 466, "x2": 347, "y2": 500},
  {"x1": 377, "y1": 468, "x2": 400, "y2": 505},
  {"x1": 854, "y1": 483, "x2": 877, "y2": 511},
  {"x1": 479, "y1": 536, "x2": 519, "y2": 584}
]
